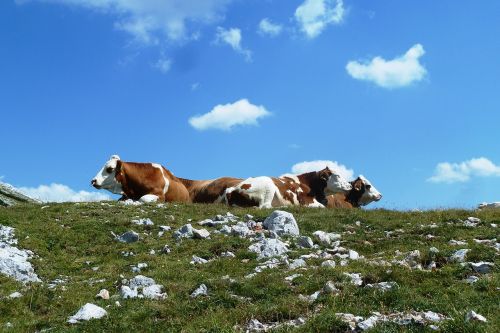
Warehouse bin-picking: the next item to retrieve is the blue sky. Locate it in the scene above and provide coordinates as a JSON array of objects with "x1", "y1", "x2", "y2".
[{"x1": 1, "y1": 0, "x2": 499, "y2": 209}]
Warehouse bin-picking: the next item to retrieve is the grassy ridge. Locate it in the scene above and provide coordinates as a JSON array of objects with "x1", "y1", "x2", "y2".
[{"x1": 0, "y1": 203, "x2": 498, "y2": 332}]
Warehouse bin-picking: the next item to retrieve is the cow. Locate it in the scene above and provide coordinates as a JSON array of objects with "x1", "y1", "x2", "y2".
[
  {"x1": 91, "y1": 155, "x2": 190, "y2": 203},
  {"x1": 223, "y1": 167, "x2": 353, "y2": 208},
  {"x1": 177, "y1": 177, "x2": 243, "y2": 204},
  {"x1": 326, "y1": 175, "x2": 382, "y2": 208}
]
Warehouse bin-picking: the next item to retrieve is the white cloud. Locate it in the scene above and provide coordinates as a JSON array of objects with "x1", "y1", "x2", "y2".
[
  {"x1": 18, "y1": 0, "x2": 232, "y2": 44},
  {"x1": 428, "y1": 157, "x2": 500, "y2": 183},
  {"x1": 154, "y1": 56, "x2": 172, "y2": 73},
  {"x1": 215, "y1": 27, "x2": 252, "y2": 61},
  {"x1": 295, "y1": 0, "x2": 345, "y2": 39},
  {"x1": 291, "y1": 160, "x2": 354, "y2": 180},
  {"x1": 346, "y1": 44, "x2": 427, "y2": 88},
  {"x1": 19, "y1": 183, "x2": 111, "y2": 203},
  {"x1": 189, "y1": 98, "x2": 270, "y2": 131},
  {"x1": 258, "y1": 18, "x2": 283, "y2": 37}
]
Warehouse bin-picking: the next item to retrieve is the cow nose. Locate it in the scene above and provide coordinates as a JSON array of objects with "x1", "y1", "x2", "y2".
[{"x1": 91, "y1": 179, "x2": 97, "y2": 186}]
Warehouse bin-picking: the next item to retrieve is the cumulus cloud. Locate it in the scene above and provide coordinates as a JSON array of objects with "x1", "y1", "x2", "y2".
[
  {"x1": 18, "y1": 0, "x2": 232, "y2": 44},
  {"x1": 258, "y1": 18, "x2": 283, "y2": 37},
  {"x1": 346, "y1": 44, "x2": 427, "y2": 88},
  {"x1": 428, "y1": 157, "x2": 500, "y2": 183},
  {"x1": 295, "y1": 0, "x2": 345, "y2": 39},
  {"x1": 291, "y1": 160, "x2": 354, "y2": 180},
  {"x1": 189, "y1": 99, "x2": 270, "y2": 131},
  {"x1": 215, "y1": 27, "x2": 252, "y2": 61},
  {"x1": 19, "y1": 183, "x2": 111, "y2": 203}
]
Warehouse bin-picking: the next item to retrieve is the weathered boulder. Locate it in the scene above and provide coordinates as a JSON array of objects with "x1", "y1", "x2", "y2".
[
  {"x1": 263, "y1": 211, "x2": 299, "y2": 237},
  {"x1": 67, "y1": 303, "x2": 107, "y2": 324}
]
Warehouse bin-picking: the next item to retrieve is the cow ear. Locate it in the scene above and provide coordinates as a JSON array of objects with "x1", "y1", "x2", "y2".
[
  {"x1": 354, "y1": 179, "x2": 363, "y2": 191},
  {"x1": 319, "y1": 169, "x2": 330, "y2": 181}
]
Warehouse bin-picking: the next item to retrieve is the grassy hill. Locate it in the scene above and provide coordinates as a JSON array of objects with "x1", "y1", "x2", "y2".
[{"x1": 0, "y1": 203, "x2": 498, "y2": 332}]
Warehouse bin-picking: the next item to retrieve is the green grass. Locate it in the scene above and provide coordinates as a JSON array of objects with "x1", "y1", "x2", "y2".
[{"x1": 0, "y1": 203, "x2": 498, "y2": 332}]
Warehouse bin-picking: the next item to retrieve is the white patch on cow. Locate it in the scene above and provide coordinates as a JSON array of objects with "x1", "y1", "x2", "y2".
[
  {"x1": 226, "y1": 177, "x2": 287, "y2": 208},
  {"x1": 325, "y1": 172, "x2": 352, "y2": 195},
  {"x1": 92, "y1": 155, "x2": 123, "y2": 194},
  {"x1": 285, "y1": 189, "x2": 299, "y2": 205},
  {"x1": 307, "y1": 199, "x2": 325, "y2": 208},
  {"x1": 152, "y1": 163, "x2": 169, "y2": 195},
  {"x1": 139, "y1": 194, "x2": 159, "y2": 203},
  {"x1": 279, "y1": 174, "x2": 301, "y2": 184},
  {"x1": 358, "y1": 175, "x2": 382, "y2": 206}
]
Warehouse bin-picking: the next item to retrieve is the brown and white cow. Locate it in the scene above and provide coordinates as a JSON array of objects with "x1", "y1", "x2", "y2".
[
  {"x1": 91, "y1": 155, "x2": 190, "y2": 203},
  {"x1": 326, "y1": 175, "x2": 382, "y2": 208},
  {"x1": 177, "y1": 177, "x2": 243, "y2": 204},
  {"x1": 223, "y1": 167, "x2": 353, "y2": 208}
]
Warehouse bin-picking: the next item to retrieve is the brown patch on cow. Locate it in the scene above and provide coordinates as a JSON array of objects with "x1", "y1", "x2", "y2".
[
  {"x1": 225, "y1": 189, "x2": 259, "y2": 207},
  {"x1": 178, "y1": 177, "x2": 242, "y2": 203},
  {"x1": 325, "y1": 177, "x2": 366, "y2": 209},
  {"x1": 326, "y1": 193, "x2": 354, "y2": 208},
  {"x1": 240, "y1": 183, "x2": 252, "y2": 190},
  {"x1": 113, "y1": 161, "x2": 190, "y2": 203}
]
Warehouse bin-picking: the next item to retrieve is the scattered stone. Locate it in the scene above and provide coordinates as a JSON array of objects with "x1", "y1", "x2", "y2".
[
  {"x1": 248, "y1": 238, "x2": 289, "y2": 260},
  {"x1": 190, "y1": 255, "x2": 209, "y2": 265},
  {"x1": 161, "y1": 245, "x2": 171, "y2": 254},
  {"x1": 190, "y1": 284, "x2": 208, "y2": 298},
  {"x1": 297, "y1": 236, "x2": 314, "y2": 248},
  {"x1": 358, "y1": 315, "x2": 379, "y2": 331},
  {"x1": 429, "y1": 247, "x2": 439, "y2": 254},
  {"x1": 173, "y1": 224, "x2": 194, "y2": 239},
  {"x1": 465, "y1": 310, "x2": 487, "y2": 323},
  {"x1": 344, "y1": 273, "x2": 363, "y2": 286},
  {"x1": 121, "y1": 275, "x2": 166, "y2": 299},
  {"x1": 449, "y1": 249, "x2": 469, "y2": 263},
  {"x1": 321, "y1": 260, "x2": 336, "y2": 268},
  {"x1": 313, "y1": 230, "x2": 341, "y2": 246},
  {"x1": 115, "y1": 231, "x2": 139, "y2": 243},
  {"x1": 96, "y1": 289, "x2": 110, "y2": 300},
  {"x1": 220, "y1": 251, "x2": 236, "y2": 258},
  {"x1": 232, "y1": 222, "x2": 252, "y2": 238},
  {"x1": 285, "y1": 274, "x2": 302, "y2": 282},
  {"x1": 323, "y1": 281, "x2": 340, "y2": 294},
  {"x1": 67, "y1": 303, "x2": 107, "y2": 324},
  {"x1": 8, "y1": 291, "x2": 22, "y2": 299},
  {"x1": 131, "y1": 218, "x2": 154, "y2": 227},
  {"x1": 348, "y1": 250, "x2": 360, "y2": 260},
  {"x1": 0, "y1": 225, "x2": 41, "y2": 283},
  {"x1": 470, "y1": 262, "x2": 494, "y2": 274},
  {"x1": 365, "y1": 282, "x2": 397, "y2": 292},
  {"x1": 299, "y1": 290, "x2": 321, "y2": 303},
  {"x1": 289, "y1": 258, "x2": 306, "y2": 269},
  {"x1": 464, "y1": 276, "x2": 479, "y2": 284},
  {"x1": 263, "y1": 210, "x2": 299, "y2": 237},
  {"x1": 131, "y1": 262, "x2": 148, "y2": 273},
  {"x1": 142, "y1": 284, "x2": 167, "y2": 300},
  {"x1": 192, "y1": 228, "x2": 210, "y2": 239},
  {"x1": 464, "y1": 217, "x2": 480, "y2": 227},
  {"x1": 478, "y1": 202, "x2": 500, "y2": 210},
  {"x1": 449, "y1": 239, "x2": 467, "y2": 246},
  {"x1": 159, "y1": 225, "x2": 171, "y2": 231}
]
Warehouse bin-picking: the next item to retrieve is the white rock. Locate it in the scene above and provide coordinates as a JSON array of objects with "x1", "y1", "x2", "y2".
[
  {"x1": 159, "y1": 225, "x2": 171, "y2": 231},
  {"x1": 465, "y1": 310, "x2": 487, "y2": 322},
  {"x1": 220, "y1": 225, "x2": 232, "y2": 235},
  {"x1": 263, "y1": 211, "x2": 299, "y2": 237},
  {"x1": 129, "y1": 275, "x2": 155, "y2": 289},
  {"x1": 289, "y1": 258, "x2": 306, "y2": 269},
  {"x1": 344, "y1": 273, "x2": 363, "y2": 286},
  {"x1": 349, "y1": 250, "x2": 360, "y2": 260},
  {"x1": 96, "y1": 289, "x2": 110, "y2": 300},
  {"x1": 162, "y1": 245, "x2": 171, "y2": 254},
  {"x1": 192, "y1": 228, "x2": 210, "y2": 239},
  {"x1": 142, "y1": 284, "x2": 167, "y2": 299},
  {"x1": 115, "y1": 231, "x2": 139, "y2": 243},
  {"x1": 8, "y1": 291, "x2": 22, "y2": 299},
  {"x1": 285, "y1": 274, "x2": 302, "y2": 282},
  {"x1": 67, "y1": 303, "x2": 107, "y2": 324},
  {"x1": 464, "y1": 276, "x2": 479, "y2": 284},
  {"x1": 190, "y1": 255, "x2": 208, "y2": 265},
  {"x1": 424, "y1": 311, "x2": 444, "y2": 323},
  {"x1": 464, "y1": 217, "x2": 480, "y2": 227},
  {"x1": 313, "y1": 231, "x2": 341, "y2": 246},
  {"x1": 470, "y1": 261, "x2": 494, "y2": 274},
  {"x1": 478, "y1": 202, "x2": 500, "y2": 210},
  {"x1": 131, "y1": 262, "x2": 148, "y2": 273},
  {"x1": 358, "y1": 315, "x2": 379, "y2": 331},
  {"x1": 248, "y1": 238, "x2": 289, "y2": 260},
  {"x1": 449, "y1": 249, "x2": 469, "y2": 263},
  {"x1": 120, "y1": 285, "x2": 138, "y2": 299},
  {"x1": 299, "y1": 290, "x2": 321, "y2": 303},
  {"x1": 0, "y1": 225, "x2": 41, "y2": 283},
  {"x1": 220, "y1": 251, "x2": 236, "y2": 258},
  {"x1": 365, "y1": 282, "x2": 397, "y2": 292},
  {"x1": 321, "y1": 260, "x2": 336, "y2": 268},
  {"x1": 131, "y1": 218, "x2": 154, "y2": 226},
  {"x1": 297, "y1": 236, "x2": 314, "y2": 248},
  {"x1": 246, "y1": 319, "x2": 266, "y2": 331},
  {"x1": 449, "y1": 239, "x2": 467, "y2": 246},
  {"x1": 429, "y1": 247, "x2": 439, "y2": 254},
  {"x1": 190, "y1": 284, "x2": 208, "y2": 298},
  {"x1": 232, "y1": 222, "x2": 251, "y2": 238},
  {"x1": 173, "y1": 224, "x2": 194, "y2": 239},
  {"x1": 323, "y1": 281, "x2": 339, "y2": 294}
]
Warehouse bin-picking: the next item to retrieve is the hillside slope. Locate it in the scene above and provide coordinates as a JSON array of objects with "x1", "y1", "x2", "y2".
[{"x1": 0, "y1": 203, "x2": 498, "y2": 332}]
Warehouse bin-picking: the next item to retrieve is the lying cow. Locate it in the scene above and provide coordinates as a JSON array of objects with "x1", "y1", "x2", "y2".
[
  {"x1": 91, "y1": 155, "x2": 190, "y2": 203},
  {"x1": 223, "y1": 167, "x2": 352, "y2": 208},
  {"x1": 177, "y1": 177, "x2": 243, "y2": 204},
  {"x1": 326, "y1": 175, "x2": 382, "y2": 208}
]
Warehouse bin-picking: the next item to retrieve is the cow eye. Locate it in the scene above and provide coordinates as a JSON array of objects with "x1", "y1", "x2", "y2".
[
  {"x1": 106, "y1": 167, "x2": 114, "y2": 173},
  {"x1": 365, "y1": 185, "x2": 372, "y2": 190}
]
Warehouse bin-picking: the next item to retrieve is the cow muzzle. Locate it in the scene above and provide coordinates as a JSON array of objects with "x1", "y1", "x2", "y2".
[{"x1": 91, "y1": 179, "x2": 101, "y2": 189}]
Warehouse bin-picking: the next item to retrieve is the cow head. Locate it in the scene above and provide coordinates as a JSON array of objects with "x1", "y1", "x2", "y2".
[
  {"x1": 319, "y1": 167, "x2": 353, "y2": 194},
  {"x1": 91, "y1": 155, "x2": 123, "y2": 194},
  {"x1": 351, "y1": 175, "x2": 382, "y2": 206}
]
